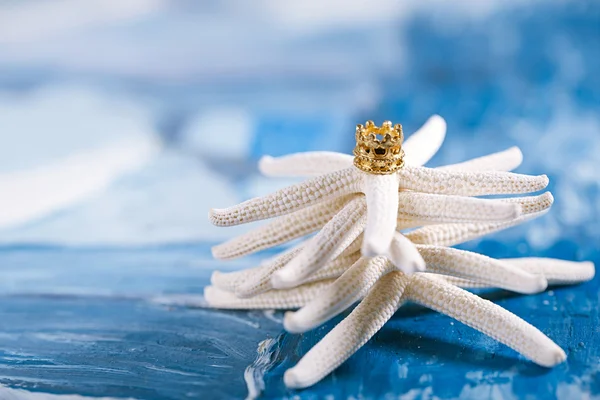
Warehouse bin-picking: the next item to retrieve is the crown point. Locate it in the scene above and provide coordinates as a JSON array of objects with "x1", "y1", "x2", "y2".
[
  {"x1": 365, "y1": 120, "x2": 375, "y2": 128},
  {"x1": 382, "y1": 121, "x2": 392, "y2": 128},
  {"x1": 356, "y1": 124, "x2": 363, "y2": 131},
  {"x1": 394, "y1": 123, "x2": 402, "y2": 130}
]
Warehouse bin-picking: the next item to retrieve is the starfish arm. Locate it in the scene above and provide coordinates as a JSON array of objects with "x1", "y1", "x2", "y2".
[
  {"x1": 210, "y1": 267, "x2": 263, "y2": 293},
  {"x1": 236, "y1": 249, "x2": 360, "y2": 298},
  {"x1": 258, "y1": 152, "x2": 354, "y2": 177},
  {"x1": 328, "y1": 211, "x2": 368, "y2": 260},
  {"x1": 396, "y1": 192, "x2": 521, "y2": 229},
  {"x1": 406, "y1": 192, "x2": 554, "y2": 246},
  {"x1": 502, "y1": 258, "x2": 596, "y2": 285},
  {"x1": 402, "y1": 114, "x2": 447, "y2": 167},
  {"x1": 418, "y1": 246, "x2": 548, "y2": 294},
  {"x1": 204, "y1": 280, "x2": 333, "y2": 310},
  {"x1": 284, "y1": 271, "x2": 410, "y2": 389},
  {"x1": 385, "y1": 232, "x2": 426, "y2": 273},
  {"x1": 271, "y1": 197, "x2": 367, "y2": 289},
  {"x1": 231, "y1": 246, "x2": 303, "y2": 297},
  {"x1": 210, "y1": 245, "x2": 304, "y2": 293},
  {"x1": 439, "y1": 146, "x2": 523, "y2": 172},
  {"x1": 405, "y1": 211, "x2": 546, "y2": 247},
  {"x1": 211, "y1": 195, "x2": 353, "y2": 260},
  {"x1": 209, "y1": 168, "x2": 361, "y2": 227},
  {"x1": 427, "y1": 275, "x2": 492, "y2": 288},
  {"x1": 301, "y1": 252, "x2": 362, "y2": 283},
  {"x1": 429, "y1": 258, "x2": 595, "y2": 288},
  {"x1": 283, "y1": 257, "x2": 393, "y2": 333},
  {"x1": 236, "y1": 245, "x2": 360, "y2": 298},
  {"x1": 397, "y1": 166, "x2": 548, "y2": 196},
  {"x1": 234, "y1": 234, "x2": 364, "y2": 298},
  {"x1": 503, "y1": 191, "x2": 554, "y2": 213},
  {"x1": 362, "y1": 172, "x2": 401, "y2": 257},
  {"x1": 340, "y1": 233, "x2": 363, "y2": 256},
  {"x1": 406, "y1": 274, "x2": 566, "y2": 367}
]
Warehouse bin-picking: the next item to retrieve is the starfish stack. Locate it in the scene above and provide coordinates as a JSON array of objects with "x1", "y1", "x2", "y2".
[{"x1": 204, "y1": 115, "x2": 595, "y2": 389}]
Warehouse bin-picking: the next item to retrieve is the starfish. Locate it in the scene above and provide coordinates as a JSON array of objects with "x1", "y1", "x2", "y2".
[
  {"x1": 206, "y1": 198, "x2": 594, "y2": 388},
  {"x1": 206, "y1": 255, "x2": 594, "y2": 389},
  {"x1": 204, "y1": 116, "x2": 595, "y2": 389},
  {"x1": 208, "y1": 185, "x2": 555, "y2": 305},
  {"x1": 210, "y1": 188, "x2": 554, "y2": 299},
  {"x1": 210, "y1": 116, "x2": 548, "y2": 289}
]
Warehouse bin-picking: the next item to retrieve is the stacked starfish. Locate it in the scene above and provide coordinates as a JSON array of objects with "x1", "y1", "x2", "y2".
[{"x1": 204, "y1": 116, "x2": 595, "y2": 389}]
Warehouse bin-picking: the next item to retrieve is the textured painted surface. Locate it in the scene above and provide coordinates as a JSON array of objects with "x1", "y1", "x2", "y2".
[
  {"x1": 0, "y1": 245, "x2": 283, "y2": 399},
  {"x1": 0, "y1": 244, "x2": 597, "y2": 399},
  {"x1": 0, "y1": 0, "x2": 598, "y2": 399}
]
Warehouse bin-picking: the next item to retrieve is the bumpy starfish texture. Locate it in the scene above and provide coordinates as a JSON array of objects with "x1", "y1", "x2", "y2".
[
  {"x1": 210, "y1": 117, "x2": 547, "y2": 291},
  {"x1": 209, "y1": 188, "x2": 554, "y2": 299},
  {"x1": 204, "y1": 115, "x2": 595, "y2": 390},
  {"x1": 205, "y1": 248, "x2": 594, "y2": 389},
  {"x1": 210, "y1": 116, "x2": 548, "y2": 263}
]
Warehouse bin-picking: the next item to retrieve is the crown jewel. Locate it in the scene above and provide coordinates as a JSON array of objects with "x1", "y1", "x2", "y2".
[{"x1": 353, "y1": 120, "x2": 405, "y2": 174}]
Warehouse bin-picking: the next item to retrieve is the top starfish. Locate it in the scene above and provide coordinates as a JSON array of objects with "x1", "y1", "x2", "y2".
[{"x1": 209, "y1": 115, "x2": 548, "y2": 265}]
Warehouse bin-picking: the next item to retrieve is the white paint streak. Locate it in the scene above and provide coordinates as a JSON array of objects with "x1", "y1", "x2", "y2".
[
  {"x1": 262, "y1": 310, "x2": 283, "y2": 324},
  {"x1": 0, "y1": 151, "x2": 245, "y2": 245},
  {"x1": 0, "y1": 137, "x2": 158, "y2": 229},
  {"x1": 151, "y1": 294, "x2": 208, "y2": 308},
  {"x1": 0, "y1": 385, "x2": 137, "y2": 400},
  {"x1": 244, "y1": 338, "x2": 278, "y2": 400}
]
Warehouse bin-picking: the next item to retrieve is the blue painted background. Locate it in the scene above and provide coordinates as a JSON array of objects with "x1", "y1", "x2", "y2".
[{"x1": 0, "y1": 1, "x2": 598, "y2": 399}]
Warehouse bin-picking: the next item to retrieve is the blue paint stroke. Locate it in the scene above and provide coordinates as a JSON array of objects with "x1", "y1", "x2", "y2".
[{"x1": 0, "y1": 385, "x2": 136, "y2": 400}]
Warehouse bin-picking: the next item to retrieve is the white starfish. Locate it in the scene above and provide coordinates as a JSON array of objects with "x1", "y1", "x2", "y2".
[
  {"x1": 206, "y1": 257, "x2": 594, "y2": 389},
  {"x1": 210, "y1": 189, "x2": 554, "y2": 299},
  {"x1": 210, "y1": 116, "x2": 548, "y2": 288},
  {"x1": 204, "y1": 116, "x2": 595, "y2": 389},
  {"x1": 206, "y1": 215, "x2": 594, "y2": 389}
]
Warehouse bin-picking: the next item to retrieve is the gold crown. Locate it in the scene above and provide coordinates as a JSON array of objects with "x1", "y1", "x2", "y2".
[{"x1": 353, "y1": 120, "x2": 405, "y2": 174}]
